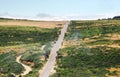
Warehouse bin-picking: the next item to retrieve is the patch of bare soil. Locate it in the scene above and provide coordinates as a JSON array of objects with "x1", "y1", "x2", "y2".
[
  {"x1": 82, "y1": 34, "x2": 120, "y2": 48},
  {"x1": 87, "y1": 44, "x2": 120, "y2": 48},
  {"x1": 0, "y1": 46, "x2": 26, "y2": 54},
  {"x1": 106, "y1": 68, "x2": 120, "y2": 77},
  {"x1": 108, "y1": 44, "x2": 120, "y2": 48},
  {"x1": 50, "y1": 61, "x2": 57, "y2": 76},
  {"x1": 0, "y1": 20, "x2": 65, "y2": 28},
  {"x1": 62, "y1": 39, "x2": 82, "y2": 48},
  {"x1": 0, "y1": 49, "x2": 4, "y2": 54},
  {"x1": 105, "y1": 34, "x2": 120, "y2": 40}
]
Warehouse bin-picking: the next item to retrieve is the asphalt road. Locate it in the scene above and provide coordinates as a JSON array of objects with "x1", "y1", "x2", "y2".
[{"x1": 39, "y1": 21, "x2": 69, "y2": 77}]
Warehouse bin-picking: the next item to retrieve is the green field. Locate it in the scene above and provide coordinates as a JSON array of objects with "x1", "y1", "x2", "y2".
[
  {"x1": 51, "y1": 20, "x2": 120, "y2": 77},
  {"x1": 0, "y1": 26, "x2": 60, "y2": 77},
  {"x1": 0, "y1": 20, "x2": 120, "y2": 77}
]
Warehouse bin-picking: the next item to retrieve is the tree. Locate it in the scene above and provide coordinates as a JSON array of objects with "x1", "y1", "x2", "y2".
[{"x1": 113, "y1": 16, "x2": 120, "y2": 20}]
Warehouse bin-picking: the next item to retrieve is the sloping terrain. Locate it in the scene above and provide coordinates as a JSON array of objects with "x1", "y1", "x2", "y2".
[
  {"x1": 51, "y1": 20, "x2": 120, "y2": 77},
  {"x1": 0, "y1": 20, "x2": 64, "y2": 77}
]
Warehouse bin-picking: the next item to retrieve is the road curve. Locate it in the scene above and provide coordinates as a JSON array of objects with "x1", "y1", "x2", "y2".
[
  {"x1": 39, "y1": 21, "x2": 69, "y2": 77},
  {"x1": 16, "y1": 55, "x2": 32, "y2": 76}
]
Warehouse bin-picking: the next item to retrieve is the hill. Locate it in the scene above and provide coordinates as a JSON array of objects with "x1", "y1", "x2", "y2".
[{"x1": 51, "y1": 20, "x2": 120, "y2": 77}]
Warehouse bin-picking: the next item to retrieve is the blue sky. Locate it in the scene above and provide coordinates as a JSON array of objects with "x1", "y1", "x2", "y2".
[{"x1": 0, "y1": 0, "x2": 120, "y2": 20}]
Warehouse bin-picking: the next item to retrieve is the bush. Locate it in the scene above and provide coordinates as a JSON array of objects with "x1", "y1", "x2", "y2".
[{"x1": 0, "y1": 52, "x2": 24, "y2": 75}]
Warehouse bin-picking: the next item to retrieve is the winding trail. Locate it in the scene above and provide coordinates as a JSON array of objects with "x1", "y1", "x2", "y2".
[
  {"x1": 41, "y1": 45, "x2": 46, "y2": 50},
  {"x1": 16, "y1": 55, "x2": 32, "y2": 76},
  {"x1": 39, "y1": 21, "x2": 69, "y2": 77}
]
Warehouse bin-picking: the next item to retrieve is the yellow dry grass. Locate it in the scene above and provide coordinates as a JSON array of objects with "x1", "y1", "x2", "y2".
[
  {"x1": 0, "y1": 20, "x2": 66, "y2": 28},
  {"x1": 0, "y1": 49, "x2": 4, "y2": 54},
  {"x1": 106, "y1": 68, "x2": 120, "y2": 77},
  {"x1": 105, "y1": 34, "x2": 120, "y2": 40}
]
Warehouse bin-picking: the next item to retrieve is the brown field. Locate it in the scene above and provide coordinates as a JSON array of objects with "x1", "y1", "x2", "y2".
[{"x1": 0, "y1": 20, "x2": 66, "y2": 28}]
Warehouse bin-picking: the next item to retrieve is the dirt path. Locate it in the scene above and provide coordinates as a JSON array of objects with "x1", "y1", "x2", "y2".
[
  {"x1": 41, "y1": 45, "x2": 46, "y2": 50},
  {"x1": 16, "y1": 55, "x2": 32, "y2": 76},
  {"x1": 39, "y1": 21, "x2": 69, "y2": 77}
]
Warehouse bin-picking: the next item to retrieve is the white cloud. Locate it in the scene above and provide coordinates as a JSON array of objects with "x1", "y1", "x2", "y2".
[
  {"x1": 0, "y1": 12, "x2": 120, "y2": 21},
  {"x1": 36, "y1": 13, "x2": 52, "y2": 18}
]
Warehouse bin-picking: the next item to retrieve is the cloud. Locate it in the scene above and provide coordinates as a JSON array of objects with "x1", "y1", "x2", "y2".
[
  {"x1": 0, "y1": 12, "x2": 120, "y2": 21},
  {"x1": 65, "y1": 12, "x2": 120, "y2": 20},
  {"x1": 34, "y1": 13, "x2": 67, "y2": 21},
  {"x1": 0, "y1": 12, "x2": 13, "y2": 17},
  {"x1": 0, "y1": 13, "x2": 34, "y2": 20},
  {"x1": 36, "y1": 13, "x2": 52, "y2": 18},
  {"x1": 34, "y1": 12, "x2": 120, "y2": 21}
]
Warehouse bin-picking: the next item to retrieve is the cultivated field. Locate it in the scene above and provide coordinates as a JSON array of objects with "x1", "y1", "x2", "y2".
[{"x1": 0, "y1": 19, "x2": 65, "y2": 28}]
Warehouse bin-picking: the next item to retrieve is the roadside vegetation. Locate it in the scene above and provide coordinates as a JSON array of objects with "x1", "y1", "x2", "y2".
[
  {"x1": 51, "y1": 20, "x2": 120, "y2": 77},
  {"x1": 0, "y1": 52, "x2": 24, "y2": 77},
  {"x1": 0, "y1": 26, "x2": 58, "y2": 47},
  {"x1": 0, "y1": 25, "x2": 60, "y2": 77}
]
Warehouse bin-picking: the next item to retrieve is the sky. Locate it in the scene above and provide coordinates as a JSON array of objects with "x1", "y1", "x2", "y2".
[{"x1": 0, "y1": 0, "x2": 120, "y2": 20}]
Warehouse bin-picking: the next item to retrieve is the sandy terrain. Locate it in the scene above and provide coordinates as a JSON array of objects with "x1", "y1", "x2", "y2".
[{"x1": 0, "y1": 20, "x2": 65, "y2": 28}]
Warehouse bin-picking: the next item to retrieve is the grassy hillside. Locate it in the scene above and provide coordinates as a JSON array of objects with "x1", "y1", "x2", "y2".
[
  {"x1": 0, "y1": 26, "x2": 59, "y2": 47},
  {"x1": 51, "y1": 20, "x2": 120, "y2": 77},
  {"x1": 0, "y1": 26, "x2": 60, "y2": 77}
]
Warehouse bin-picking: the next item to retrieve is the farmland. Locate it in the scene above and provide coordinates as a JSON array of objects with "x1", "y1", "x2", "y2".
[
  {"x1": 0, "y1": 19, "x2": 65, "y2": 28},
  {"x1": 51, "y1": 20, "x2": 120, "y2": 77},
  {"x1": 0, "y1": 19, "x2": 64, "y2": 77}
]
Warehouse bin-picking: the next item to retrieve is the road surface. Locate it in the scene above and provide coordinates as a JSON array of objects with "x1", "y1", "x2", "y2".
[{"x1": 39, "y1": 21, "x2": 69, "y2": 77}]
